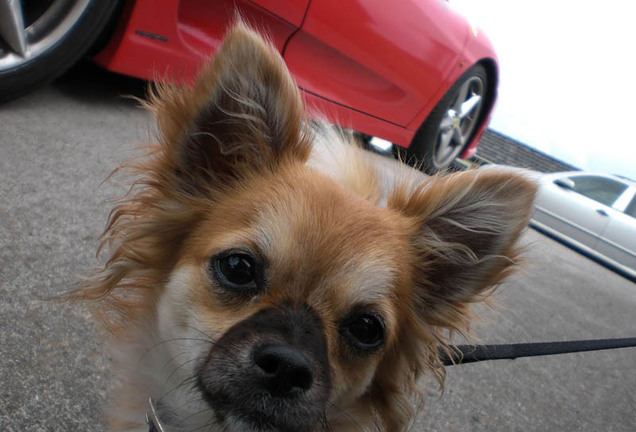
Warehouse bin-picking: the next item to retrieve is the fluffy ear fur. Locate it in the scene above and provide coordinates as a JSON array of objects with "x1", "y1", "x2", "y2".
[
  {"x1": 390, "y1": 168, "x2": 537, "y2": 327},
  {"x1": 73, "y1": 22, "x2": 311, "y2": 331},
  {"x1": 143, "y1": 21, "x2": 310, "y2": 195}
]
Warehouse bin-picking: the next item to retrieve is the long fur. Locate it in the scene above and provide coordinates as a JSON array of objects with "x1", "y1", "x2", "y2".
[{"x1": 73, "y1": 21, "x2": 537, "y2": 431}]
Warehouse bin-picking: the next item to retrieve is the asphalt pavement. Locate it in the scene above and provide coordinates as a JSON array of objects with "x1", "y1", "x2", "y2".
[{"x1": 1, "y1": 63, "x2": 635, "y2": 431}]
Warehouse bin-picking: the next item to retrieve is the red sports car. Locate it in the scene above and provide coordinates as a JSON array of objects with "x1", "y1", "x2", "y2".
[{"x1": 0, "y1": 0, "x2": 498, "y2": 173}]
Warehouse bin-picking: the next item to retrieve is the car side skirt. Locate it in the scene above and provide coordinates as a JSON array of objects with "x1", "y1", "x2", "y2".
[{"x1": 529, "y1": 216, "x2": 636, "y2": 281}]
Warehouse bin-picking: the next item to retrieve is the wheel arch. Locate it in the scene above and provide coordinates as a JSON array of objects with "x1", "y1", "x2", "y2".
[
  {"x1": 476, "y1": 57, "x2": 498, "y2": 127},
  {"x1": 402, "y1": 59, "x2": 494, "y2": 173},
  {"x1": 455, "y1": 57, "x2": 498, "y2": 159},
  {"x1": 0, "y1": 0, "x2": 124, "y2": 102}
]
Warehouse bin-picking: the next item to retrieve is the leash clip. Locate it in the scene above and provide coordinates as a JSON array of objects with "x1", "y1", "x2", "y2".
[{"x1": 146, "y1": 397, "x2": 166, "y2": 432}]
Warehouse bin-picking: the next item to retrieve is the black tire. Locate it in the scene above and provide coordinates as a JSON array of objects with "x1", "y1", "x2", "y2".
[
  {"x1": 0, "y1": 0, "x2": 122, "y2": 103},
  {"x1": 405, "y1": 64, "x2": 489, "y2": 174}
]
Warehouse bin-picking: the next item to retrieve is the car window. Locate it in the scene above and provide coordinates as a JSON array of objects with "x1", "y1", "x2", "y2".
[
  {"x1": 567, "y1": 175, "x2": 628, "y2": 206},
  {"x1": 625, "y1": 195, "x2": 636, "y2": 218}
]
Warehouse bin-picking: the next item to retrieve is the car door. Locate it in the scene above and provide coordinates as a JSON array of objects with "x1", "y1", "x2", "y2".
[
  {"x1": 282, "y1": 0, "x2": 469, "y2": 126},
  {"x1": 249, "y1": 0, "x2": 310, "y2": 28},
  {"x1": 595, "y1": 189, "x2": 636, "y2": 273},
  {"x1": 534, "y1": 174, "x2": 628, "y2": 250}
]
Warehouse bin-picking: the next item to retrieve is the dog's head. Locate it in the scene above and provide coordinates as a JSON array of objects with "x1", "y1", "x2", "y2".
[{"x1": 80, "y1": 23, "x2": 536, "y2": 431}]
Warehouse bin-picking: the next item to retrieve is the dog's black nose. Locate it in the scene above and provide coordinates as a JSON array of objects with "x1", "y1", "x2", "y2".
[{"x1": 253, "y1": 344, "x2": 314, "y2": 395}]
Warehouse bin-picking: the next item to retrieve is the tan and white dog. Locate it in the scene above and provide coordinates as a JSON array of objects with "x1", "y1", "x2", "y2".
[{"x1": 77, "y1": 22, "x2": 536, "y2": 432}]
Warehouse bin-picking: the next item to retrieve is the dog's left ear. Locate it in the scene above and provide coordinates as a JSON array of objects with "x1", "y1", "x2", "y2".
[
  {"x1": 148, "y1": 21, "x2": 310, "y2": 195},
  {"x1": 391, "y1": 169, "x2": 537, "y2": 313}
]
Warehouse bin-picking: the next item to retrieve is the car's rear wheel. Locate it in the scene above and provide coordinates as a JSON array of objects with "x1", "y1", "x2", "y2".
[
  {"x1": 0, "y1": 0, "x2": 121, "y2": 102},
  {"x1": 405, "y1": 64, "x2": 488, "y2": 174}
]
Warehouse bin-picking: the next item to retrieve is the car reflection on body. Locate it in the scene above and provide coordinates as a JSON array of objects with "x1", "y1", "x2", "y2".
[{"x1": 530, "y1": 172, "x2": 636, "y2": 280}]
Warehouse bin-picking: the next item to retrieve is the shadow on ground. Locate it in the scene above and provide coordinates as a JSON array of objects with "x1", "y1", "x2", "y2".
[{"x1": 53, "y1": 60, "x2": 148, "y2": 106}]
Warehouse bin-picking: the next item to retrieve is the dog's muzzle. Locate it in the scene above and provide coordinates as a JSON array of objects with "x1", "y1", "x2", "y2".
[{"x1": 197, "y1": 304, "x2": 331, "y2": 431}]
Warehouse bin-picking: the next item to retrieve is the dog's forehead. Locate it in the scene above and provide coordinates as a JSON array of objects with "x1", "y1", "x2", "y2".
[{"x1": 262, "y1": 170, "x2": 410, "y2": 303}]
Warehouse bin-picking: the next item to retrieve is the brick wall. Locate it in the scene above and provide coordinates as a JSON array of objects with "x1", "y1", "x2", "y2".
[{"x1": 474, "y1": 129, "x2": 578, "y2": 173}]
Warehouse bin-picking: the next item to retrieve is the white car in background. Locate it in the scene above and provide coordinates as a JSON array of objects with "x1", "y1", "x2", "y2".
[{"x1": 530, "y1": 171, "x2": 636, "y2": 281}]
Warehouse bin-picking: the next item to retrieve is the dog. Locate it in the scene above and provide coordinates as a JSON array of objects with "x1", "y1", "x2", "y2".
[{"x1": 76, "y1": 22, "x2": 537, "y2": 432}]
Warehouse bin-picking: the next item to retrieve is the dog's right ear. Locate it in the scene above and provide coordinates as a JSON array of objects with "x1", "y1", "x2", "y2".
[{"x1": 146, "y1": 21, "x2": 310, "y2": 195}]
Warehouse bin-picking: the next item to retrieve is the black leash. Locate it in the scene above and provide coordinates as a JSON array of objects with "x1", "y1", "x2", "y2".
[
  {"x1": 441, "y1": 337, "x2": 636, "y2": 366},
  {"x1": 145, "y1": 340, "x2": 636, "y2": 430}
]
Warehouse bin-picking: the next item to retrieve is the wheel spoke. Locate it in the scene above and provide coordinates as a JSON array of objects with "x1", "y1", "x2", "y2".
[
  {"x1": 452, "y1": 81, "x2": 470, "y2": 111},
  {"x1": 437, "y1": 130, "x2": 454, "y2": 155},
  {"x1": 0, "y1": 0, "x2": 27, "y2": 56},
  {"x1": 437, "y1": 130, "x2": 454, "y2": 160},
  {"x1": 459, "y1": 94, "x2": 482, "y2": 118},
  {"x1": 439, "y1": 110, "x2": 456, "y2": 131},
  {"x1": 452, "y1": 125, "x2": 466, "y2": 147}
]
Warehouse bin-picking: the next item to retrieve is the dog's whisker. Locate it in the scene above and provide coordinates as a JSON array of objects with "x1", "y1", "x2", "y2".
[
  {"x1": 324, "y1": 401, "x2": 366, "y2": 432},
  {"x1": 174, "y1": 405, "x2": 215, "y2": 428},
  {"x1": 138, "y1": 337, "x2": 216, "y2": 364},
  {"x1": 181, "y1": 324, "x2": 215, "y2": 342},
  {"x1": 156, "y1": 370, "x2": 199, "y2": 405},
  {"x1": 159, "y1": 338, "x2": 214, "y2": 373},
  {"x1": 188, "y1": 417, "x2": 219, "y2": 432},
  {"x1": 319, "y1": 413, "x2": 333, "y2": 432},
  {"x1": 160, "y1": 347, "x2": 193, "y2": 373},
  {"x1": 172, "y1": 325, "x2": 237, "y2": 356}
]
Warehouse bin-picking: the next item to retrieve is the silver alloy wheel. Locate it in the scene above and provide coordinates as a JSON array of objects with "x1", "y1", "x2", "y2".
[
  {"x1": 433, "y1": 75, "x2": 485, "y2": 168},
  {"x1": 0, "y1": 0, "x2": 91, "y2": 71}
]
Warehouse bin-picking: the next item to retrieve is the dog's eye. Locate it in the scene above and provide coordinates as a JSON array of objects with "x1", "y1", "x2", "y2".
[
  {"x1": 218, "y1": 254, "x2": 254, "y2": 284},
  {"x1": 211, "y1": 251, "x2": 262, "y2": 294},
  {"x1": 341, "y1": 312, "x2": 385, "y2": 352}
]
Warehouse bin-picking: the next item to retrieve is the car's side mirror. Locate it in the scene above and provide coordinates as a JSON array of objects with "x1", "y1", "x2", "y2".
[{"x1": 554, "y1": 178, "x2": 575, "y2": 190}]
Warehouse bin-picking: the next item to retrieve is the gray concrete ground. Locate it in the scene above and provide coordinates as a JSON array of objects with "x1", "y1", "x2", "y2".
[{"x1": 1, "y1": 64, "x2": 635, "y2": 431}]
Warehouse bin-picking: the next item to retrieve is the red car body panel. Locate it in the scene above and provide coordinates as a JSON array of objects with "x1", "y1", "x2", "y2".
[
  {"x1": 284, "y1": 0, "x2": 467, "y2": 127},
  {"x1": 94, "y1": 1, "x2": 298, "y2": 82},
  {"x1": 93, "y1": 0, "x2": 497, "y2": 156},
  {"x1": 249, "y1": 0, "x2": 309, "y2": 27}
]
